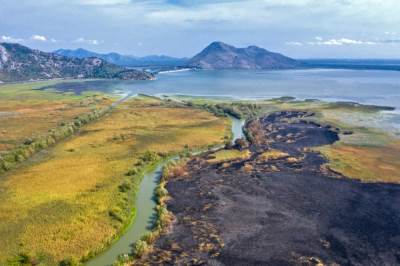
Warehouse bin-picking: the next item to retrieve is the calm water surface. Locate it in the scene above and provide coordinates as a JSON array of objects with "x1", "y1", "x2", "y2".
[
  {"x1": 47, "y1": 69, "x2": 400, "y2": 107},
  {"x1": 46, "y1": 69, "x2": 400, "y2": 131}
]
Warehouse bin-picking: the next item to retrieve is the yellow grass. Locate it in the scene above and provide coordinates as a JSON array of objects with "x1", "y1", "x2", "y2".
[
  {"x1": 207, "y1": 149, "x2": 251, "y2": 163},
  {"x1": 319, "y1": 142, "x2": 400, "y2": 183},
  {"x1": 0, "y1": 98, "x2": 229, "y2": 265},
  {"x1": 258, "y1": 149, "x2": 289, "y2": 161},
  {"x1": 0, "y1": 82, "x2": 113, "y2": 153}
]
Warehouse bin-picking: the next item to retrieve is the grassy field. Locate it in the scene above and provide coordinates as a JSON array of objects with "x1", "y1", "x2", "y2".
[
  {"x1": 0, "y1": 82, "x2": 115, "y2": 172},
  {"x1": 301, "y1": 103, "x2": 400, "y2": 183},
  {"x1": 0, "y1": 95, "x2": 229, "y2": 265},
  {"x1": 319, "y1": 142, "x2": 400, "y2": 183}
]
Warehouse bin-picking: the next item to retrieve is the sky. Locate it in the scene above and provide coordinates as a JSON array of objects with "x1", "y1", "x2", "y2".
[{"x1": 1, "y1": 0, "x2": 400, "y2": 58}]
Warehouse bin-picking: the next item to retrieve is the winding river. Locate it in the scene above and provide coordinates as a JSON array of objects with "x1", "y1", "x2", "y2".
[
  {"x1": 229, "y1": 115, "x2": 245, "y2": 143},
  {"x1": 86, "y1": 116, "x2": 245, "y2": 266}
]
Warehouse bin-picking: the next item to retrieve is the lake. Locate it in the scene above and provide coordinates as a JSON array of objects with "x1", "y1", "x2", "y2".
[
  {"x1": 45, "y1": 69, "x2": 400, "y2": 107},
  {"x1": 44, "y1": 68, "x2": 400, "y2": 133}
]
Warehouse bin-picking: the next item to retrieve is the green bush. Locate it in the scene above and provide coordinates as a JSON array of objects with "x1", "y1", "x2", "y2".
[
  {"x1": 141, "y1": 151, "x2": 159, "y2": 162},
  {"x1": 118, "y1": 182, "x2": 131, "y2": 193},
  {"x1": 141, "y1": 232, "x2": 158, "y2": 245},
  {"x1": 125, "y1": 168, "x2": 137, "y2": 176},
  {"x1": 8, "y1": 252, "x2": 41, "y2": 265},
  {"x1": 59, "y1": 257, "x2": 80, "y2": 266},
  {"x1": 155, "y1": 185, "x2": 168, "y2": 201},
  {"x1": 109, "y1": 208, "x2": 123, "y2": 223},
  {"x1": 113, "y1": 254, "x2": 130, "y2": 265}
]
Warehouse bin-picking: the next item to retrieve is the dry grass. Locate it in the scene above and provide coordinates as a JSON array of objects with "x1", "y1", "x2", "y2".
[
  {"x1": 319, "y1": 142, "x2": 400, "y2": 183},
  {"x1": 0, "y1": 82, "x2": 113, "y2": 153},
  {"x1": 163, "y1": 160, "x2": 189, "y2": 180},
  {"x1": 207, "y1": 149, "x2": 251, "y2": 163},
  {"x1": 258, "y1": 149, "x2": 289, "y2": 161},
  {"x1": 0, "y1": 97, "x2": 229, "y2": 265}
]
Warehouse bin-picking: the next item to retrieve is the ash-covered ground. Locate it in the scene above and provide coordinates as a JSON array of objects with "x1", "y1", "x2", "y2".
[{"x1": 136, "y1": 111, "x2": 400, "y2": 266}]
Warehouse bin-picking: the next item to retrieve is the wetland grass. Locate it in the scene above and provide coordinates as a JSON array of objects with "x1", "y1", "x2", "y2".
[{"x1": 0, "y1": 95, "x2": 229, "y2": 265}]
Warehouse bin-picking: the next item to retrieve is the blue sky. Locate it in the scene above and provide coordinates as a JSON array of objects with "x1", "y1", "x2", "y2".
[{"x1": 1, "y1": 0, "x2": 400, "y2": 58}]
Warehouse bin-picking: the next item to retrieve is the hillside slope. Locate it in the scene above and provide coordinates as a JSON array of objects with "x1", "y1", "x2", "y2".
[
  {"x1": 188, "y1": 41, "x2": 299, "y2": 69},
  {"x1": 0, "y1": 43, "x2": 154, "y2": 82}
]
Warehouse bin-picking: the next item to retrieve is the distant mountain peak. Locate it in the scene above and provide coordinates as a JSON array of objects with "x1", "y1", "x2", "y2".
[
  {"x1": 204, "y1": 41, "x2": 234, "y2": 52},
  {"x1": 188, "y1": 41, "x2": 299, "y2": 70},
  {"x1": 209, "y1": 41, "x2": 231, "y2": 47}
]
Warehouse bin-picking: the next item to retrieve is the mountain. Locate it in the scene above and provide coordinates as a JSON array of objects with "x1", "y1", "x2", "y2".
[
  {"x1": 53, "y1": 48, "x2": 99, "y2": 59},
  {"x1": 0, "y1": 43, "x2": 154, "y2": 82},
  {"x1": 54, "y1": 48, "x2": 188, "y2": 67},
  {"x1": 188, "y1": 41, "x2": 299, "y2": 69}
]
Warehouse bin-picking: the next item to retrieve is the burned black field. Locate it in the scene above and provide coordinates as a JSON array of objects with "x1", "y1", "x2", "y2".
[{"x1": 138, "y1": 111, "x2": 400, "y2": 266}]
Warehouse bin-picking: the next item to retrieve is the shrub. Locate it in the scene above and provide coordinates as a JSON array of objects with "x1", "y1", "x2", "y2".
[
  {"x1": 125, "y1": 168, "x2": 137, "y2": 176},
  {"x1": 8, "y1": 252, "x2": 40, "y2": 265},
  {"x1": 118, "y1": 182, "x2": 131, "y2": 193},
  {"x1": 23, "y1": 138, "x2": 33, "y2": 145},
  {"x1": 155, "y1": 185, "x2": 168, "y2": 200},
  {"x1": 141, "y1": 232, "x2": 158, "y2": 245},
  {"x1": 59, "y1": 257, "x2": 80, "y2": 266},
  {"x1": 113, "y1": 254, "x2": 130, "y2": 265},
  {"x1": 108, "y1": 208, "x2": 123, "y2": 223},
  {"x1": 141, "y1": 151, "x2": 158, "y2": 162},
  {"x1": 132, "y1": 240, "x2": 149, "y2": 258}
]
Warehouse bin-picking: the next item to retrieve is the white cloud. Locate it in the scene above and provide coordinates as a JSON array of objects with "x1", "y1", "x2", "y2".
[
  {"x1": 307, "y1": 37, "x2": 376, "y2": 46},
  {"x1": 286, "y1": 37, "x2": 382, "y2": 47},
  {"x1": 31, "y1": 35, "x2": 47, "y2": 41},
  {"x1": 74, "y1": 37, "x2": 102, "y2": 45},
  {"x1": 285, "y1": 41, "x2": 303, "y2": 46},
  {"x1": 1, "y1": 35, "x2": 23, "y2": 43}
]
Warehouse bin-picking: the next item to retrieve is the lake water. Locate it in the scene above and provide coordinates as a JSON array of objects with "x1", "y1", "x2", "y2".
[
  {"x1": 45, "y1": 69, "x2": 400, "y2": 132},
  {"x1": 47, "y1": 69, "x2": 400, "y2": 107}
]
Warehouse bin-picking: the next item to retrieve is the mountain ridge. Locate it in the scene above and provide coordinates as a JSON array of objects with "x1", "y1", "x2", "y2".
[
  {"x1": 188, "y1": 41, "x2": 299, "y2": 69},
  {"x1": 54, "y1": 48, "x2": 188, "y2": 67},
  {"x1": 0, "y1": 43, "x2": 154, "y2": 82}
]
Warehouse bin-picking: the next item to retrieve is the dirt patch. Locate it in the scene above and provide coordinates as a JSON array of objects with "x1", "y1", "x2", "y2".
[{"x1": 135, "y1": 111, "x2": 400, "y2": 266}]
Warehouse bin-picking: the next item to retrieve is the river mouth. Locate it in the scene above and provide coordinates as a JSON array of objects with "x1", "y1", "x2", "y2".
[{"x1": 86, "y1": 116, "x2": 244, "y2": 266}]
